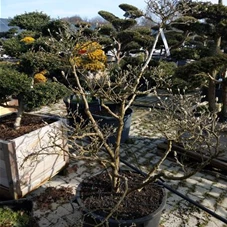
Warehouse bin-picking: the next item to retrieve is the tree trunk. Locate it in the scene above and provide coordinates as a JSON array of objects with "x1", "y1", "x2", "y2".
[
  {"x1": 112, "y1": 104, "x2": 125, "y2": 193},
  {"x1": 221, "y1": 78, "x2": 227, "y2": 121},
  {"x1": 215, "y1": 37, "x2": 222, "y2": 54},
  {"x1": 207, "y1": 34, "x2": 222, "y2": 112},
  {"x1": 208, "y1": 77, "x2": 217, "y2": 112},
  {"x1": 14, "y1": 98, "x2": 23, "y2": 130}
]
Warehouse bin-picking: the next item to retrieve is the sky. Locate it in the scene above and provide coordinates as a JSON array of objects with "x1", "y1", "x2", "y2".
[
  {"x1": 0, "y1": 0, "x2": 227, "y2": 20},
  {"x1": 0, "y1": 0, "x2": 147, "y2": 19}
]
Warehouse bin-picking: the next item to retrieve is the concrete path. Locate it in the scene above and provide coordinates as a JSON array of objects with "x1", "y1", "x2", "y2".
[{"x1": 27, "y1": 95, "x2": 227, "y2": 227}]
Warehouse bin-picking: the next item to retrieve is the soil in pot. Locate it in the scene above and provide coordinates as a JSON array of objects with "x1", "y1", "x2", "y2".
[
  {"x1": 76, "y1": 171, "x2": 166, "y2": 227},
  {"x1": 0, "y1": 113, "x2": 56, "y2": 140}
]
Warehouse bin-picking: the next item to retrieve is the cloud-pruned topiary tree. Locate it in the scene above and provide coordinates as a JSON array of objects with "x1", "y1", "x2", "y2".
[
  {"x1": 172, "y1": 1, "x2": 227, "y2": 118},
  {"x1": 0, "y1": 12, "x2": 71, "y2": 129}
]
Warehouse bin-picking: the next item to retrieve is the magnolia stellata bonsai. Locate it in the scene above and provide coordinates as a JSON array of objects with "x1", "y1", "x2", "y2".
[{"x1": 21, "y1": 1, "x2": 225, "y2": 224}]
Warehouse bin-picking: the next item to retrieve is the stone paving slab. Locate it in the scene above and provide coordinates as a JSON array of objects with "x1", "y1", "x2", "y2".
[{"x1": 26, "y1": 97, "x2": 227, "y2": 227}]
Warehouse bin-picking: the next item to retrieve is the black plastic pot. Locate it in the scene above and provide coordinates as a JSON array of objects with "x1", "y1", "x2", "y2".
[
  {"x1": 0, "y1": 199, "x2": 34, "y2": 226},
  {"x1": 90, "y1": 104, "x2": 133, "y2": 144},
  {"x1": 75, "y1": 181, "x2": 166, "y2": 227},
  {"x1": 64, "y1": 97, "x2": 133, "y2": 144},
  {"x1": 63, "y1": 95, "x2": 98, "y2": 127},
  {"x1": 0, "y1": 198, "x2": 33, "y2": 213}
]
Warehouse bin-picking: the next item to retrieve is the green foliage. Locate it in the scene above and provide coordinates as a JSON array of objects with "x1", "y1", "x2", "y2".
[
  {"x1": 134, "y1": 26, "x2": 152, "y2": 36},
  {"x1": 173, "y1": 54, "x2": 227, "y2": 90},
  {"x1": 171, "y1": 48, "x2": 200, "y2": 60},
  {"x1": 123, "y1": 40, "x2": 141, "y2": 52},
  {"x1": 116, "y1": 30, "x2": 141, "y2": 49},
  {"x1": 133, "y1": 27, "x2": 154, "y2": 48},
  {"x1": 2, "y1": 37, "x2": 26, "y2": 58},
  {"x1": 0, "y1": 65, "x2": 32, "y2": 101},
  {"x1": 98, "y1": 11, "x2": 137, "y2": 32},
  {"x1": 170, "y1": 16, "x2": 198, "y2": 32},
  {"x1": 120, "y1": 54, "x2": 144, "y2": 69},
  {"x1": 99, "y1": 35, "x2": 113, "y2": 51},
  {"x1": 98, "y1": 11, "x2": 118, "y2": 23},
  {"x1": 98, "y1": 24, "x2": 115, "y2": 36},
  {"x1": 9, "y1": 11, "x2": 51, "y2": 32},
  {"x1": 158, "y1": 61, "x2": 177, "y2": 75},
  {"x1": 192, "y1": 22, "x2": 215, "y2": 36},
  {"x1": 0, "y1": 64, "x2": 70, "y2": 111},
  {"x1": 41, "y1": 20, "x2": 71, "y2": 40},
  {"x1": 164, "y1": 32, "x2": 184, "y2": 47},
  {"x1": 30, "y1": 36, "x2": 52, "y2": 52},
  {"x1": 119, "y1": 4, "x2": 143, "y2": 19},
  {"x1": 149, "y1": 60, "x2": 177, "y2": 88},
  {"x1": 97, "y1": 5, "x2": 152, "y2": 67},
  {"x1": 189, "y1": 2, "x2": 227, "y2": 22},
  {"x1": 18, "y1": 30, "x2": 38, "y2": 39},
  {"x1": 186, "y1": 2, "x2": 227, "y2": 38},
  {"x1": 0, "y1": 207, "x2": 31, "y2": 227},
  {"x1": 24, "y1": 82, "x2": 71, "y2": 111},
  {"x1": 0, "y1": 28, "x2": 18, "y2": 39},
  {"x1": 18, "y1": 51, "x2": 65, "y2": 75},
  {"x1": 1, "y1": 30, "x2": 39, "y2": 59},
  {"x1": 112, "y1": 18, "x2": 137, "y2": 32}
]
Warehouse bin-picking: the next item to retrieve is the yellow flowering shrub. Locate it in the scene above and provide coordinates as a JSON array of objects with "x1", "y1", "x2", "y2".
[
  {"x1": 34, "y1": 73, "x2": 47, "y2": 84},
  {"x1": 40, "y1": 69, "x2": 48, "y2": 75},
  {"x1": 72, "y1": 41, "x2": 107, "y2": 71},
  {"x1": 20, "y1": 36, "x2": 35, "y2": 44}
]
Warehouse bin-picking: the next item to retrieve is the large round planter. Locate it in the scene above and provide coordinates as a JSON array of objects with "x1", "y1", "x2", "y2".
[
  {"x1": 90, "y1": 104, "x2": 133, "y2": 144},
  {"x1": 75, "y1": 178, "x2": 166, "y2": 227}
]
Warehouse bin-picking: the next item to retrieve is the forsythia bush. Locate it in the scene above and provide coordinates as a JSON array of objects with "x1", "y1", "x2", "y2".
[
  {"x1": 20, "y1": 36, "x2": 35, "y2": 44},
  {"x1": 34, "y1": 70, "x2": 48, "y2": 83},
  {"x1": 72, "y1": 41, "x2": 107, "y2": 71}
]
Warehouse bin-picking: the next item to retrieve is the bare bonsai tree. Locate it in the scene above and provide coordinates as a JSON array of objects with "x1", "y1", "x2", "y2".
[
  {"x1": 37, "y1": 1, "x2": 225, "y2": 224},
  {"x1": 142, "y1": 87, "x2": 223, "y2": 183},
  {"x1": 62, "y1": 40, "x2": 224, "y2": 227}
]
